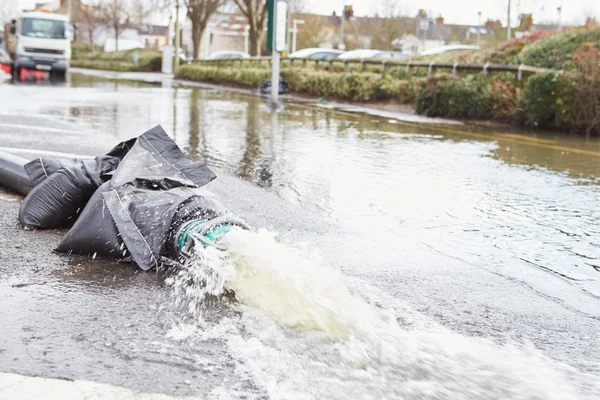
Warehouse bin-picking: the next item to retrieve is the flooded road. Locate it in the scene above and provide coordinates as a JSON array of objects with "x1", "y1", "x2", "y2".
[{"x1": 1, "y1": 72, "x2": 599, "y2": 399}]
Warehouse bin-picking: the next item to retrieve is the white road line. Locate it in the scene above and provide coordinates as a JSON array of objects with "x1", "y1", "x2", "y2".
[
  {"x1": 0, "y1": 123, "x2": 89, "y2": 135},
  {"x1": 0, "y1": 146, "x2": 93, "y2": 159},
  {"x1": 0, "y1": 373, "x2": 201, "y2": 400}
]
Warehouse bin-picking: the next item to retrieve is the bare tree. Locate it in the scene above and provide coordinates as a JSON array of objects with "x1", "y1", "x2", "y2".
[
  {"x1": 184, "y1": 0, "x2": 222, "y2": 60},
  {"x1": 145, "y1": 0, "x2": 174, "y2": 25},
  {"x1": 367, "y1": 0, "x2": 407, "y2": 50},
  {"x1": 78, "y1": 0, "x2": 103, "y2": 51},
  {"x1": 297, "y1": 16, "x2": 328, "y2": 49},
  {"x1": 1, "y1": 0, "x2": 16, "y2": 25},
  {"x1": 286, "y1": 0, "x2": 305, "y2": 15},
  {"x1": 130, "y1": 0, "x2": 152, "y2": 25},
  {"x1": 100, "y1": 0, "x2": 133, "y2": 52},
  {"x1": 232, "y1": 0, "x2": 268, "y2": 56}
]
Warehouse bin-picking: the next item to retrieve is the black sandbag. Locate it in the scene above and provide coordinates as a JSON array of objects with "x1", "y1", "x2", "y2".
[
  {"x1": 24, "y1": 138, "x2": 135, "y2": 186},
  {"x1": 56, "y1": 182, "x2": 131, "y2": 261},
  {"x1": 0, "y1": 151, "x2": 34, "y2": 196},
  {"x1": 260, "y1": 76, "x2": 289, "y2": 94},
  {"x1": 19, "y1": 165, "x2": 96, "y2": 229},
  {"x1": 56, "y1": 125, "x2": 217, "y2": 270},
  {"x1": 24, "y1": 157, "x2": 81, "y2": 187},
  {"x1": 19, "y1": 138, "x2": 136, "y2": 230}
]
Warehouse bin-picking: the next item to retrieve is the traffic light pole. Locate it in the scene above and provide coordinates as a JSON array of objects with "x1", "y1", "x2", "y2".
[
  {"x1": 271, "y1": 0, "x2": 280, "y2": 105},
  {"x1": 173, "y1": 0, "x2": 181, "y2": 75}
]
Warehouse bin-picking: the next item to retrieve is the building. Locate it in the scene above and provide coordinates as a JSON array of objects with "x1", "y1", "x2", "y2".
[
  {"x1": 291, "y1": 11, "x2": 493, "y2": 56},
  {"x1": 181, "y1": 12, "x2": 249, "y2": 59},
  {"x1": 137, "y1": 25, "x2": 168, "y2": 49}
]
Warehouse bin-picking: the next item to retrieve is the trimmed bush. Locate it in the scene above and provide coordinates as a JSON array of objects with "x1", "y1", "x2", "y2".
[
  {"x1": 177, "y1": 65, "x2": 271, "y2": 87},
  {"x1": 177, "y1": 65, "x2": 414, "y2": 102},
  {"x1": 72, "y1": 48, "x2": 164, "y2": 72},
  {"x1": 416, "y1": 74, "x2": 493, "y2": 119}
]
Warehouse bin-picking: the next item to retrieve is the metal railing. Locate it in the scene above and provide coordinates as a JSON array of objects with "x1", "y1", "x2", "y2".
[{"x1": 191, "y1": 56, "x2": 557, "y2": 80}]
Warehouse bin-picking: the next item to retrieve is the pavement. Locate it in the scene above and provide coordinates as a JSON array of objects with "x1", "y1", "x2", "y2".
[{"x1": 1, "y1": 70, "x2": 600, "y2": 399}]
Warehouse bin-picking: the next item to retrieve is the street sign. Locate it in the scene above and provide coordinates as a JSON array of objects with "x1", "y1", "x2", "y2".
[
  {"x1": 267, "y1": 0, "x2": 287, "y2": 52},
  {"x1": 275, "y1": 1, "x2": 287, "y2": 52},
  {"x1": 267, "y1": 0, "x2": 288, "y2": 106}
]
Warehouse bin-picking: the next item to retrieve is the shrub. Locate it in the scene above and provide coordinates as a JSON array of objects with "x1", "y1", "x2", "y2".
[
  {"x1": 177, "y1": 65, "x2": 271, "y2": 87},
  {"x1": 483, "y1": 31, "x2": 550, "y2": 64},
  {"x1": 488, "y1": 80, "x2": 520, "y2": 120},
  {"x1": 519, "y1": 27, "x2": 600, "y2": 69},
  {"x1": 519, "y1": 71, "x2": 569, "y2": 128},
  {"x1": 416, "y1": 74, "x2": 493, "y2": 119},
  {"x1": 557, "y1": 43, "x2": 600, "y2": 136},
  {"x1": 72, "y1": 48, "x2": 164, "y2": 72}
]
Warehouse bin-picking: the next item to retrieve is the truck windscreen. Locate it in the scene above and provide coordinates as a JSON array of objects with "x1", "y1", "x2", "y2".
[{"x1": 21, "y1": 18, "x2": 66, "y2": 39}]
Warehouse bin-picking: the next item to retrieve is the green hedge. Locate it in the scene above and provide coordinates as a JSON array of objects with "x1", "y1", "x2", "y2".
[
  {"x1": 177, "y1": 62, "x2": 597, "y2": 136},
  {"x1": 71, "y1": 58, "x2": 161, "y2": 72},
  {"x1": 71, "y1": 48, "x2": 163, "y2": 72},
  {"x1": 177, "y1": 65, "x2": 271, "y2": 87},
  {"x1": 416, "y1": 74, "x2": 492, "y2": 119},
  {"x1": 415, "y1": 73, "x2": 522, "y2": 121},
  {"x1": 283, "y1": 69, "x2": 403, "y2": 101},
  {"x1": 519, "y1": 28, "x2": 600, "y2": 69},
  {"x1": 412, "y1": 27, "x2": 600, "y2": 71},
  {"x1": 177, "y1": 65, "x2": 418, "y2": 103}
]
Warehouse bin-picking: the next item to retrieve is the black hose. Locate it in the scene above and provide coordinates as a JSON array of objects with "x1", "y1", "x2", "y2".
[{"x1": 0, "y1": 150, "x2": 33, "y2": 196}]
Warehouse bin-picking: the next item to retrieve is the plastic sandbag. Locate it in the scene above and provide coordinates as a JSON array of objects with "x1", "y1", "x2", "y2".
[
  {"x1": 18, "y1": 139, "x2": 136, "y2": 230},
  {"x1": 19, "y1": 164, "x2": 98, "y2": 229},
  {"x1": 56, "y1": 182, "x2": 131, "y2": 261},
  {"x1": 260, "y1": 77, "x2": 289, "y2": 95},
  {"x1": 56, "y1": 125, "x2": 218, "y2": 270}
]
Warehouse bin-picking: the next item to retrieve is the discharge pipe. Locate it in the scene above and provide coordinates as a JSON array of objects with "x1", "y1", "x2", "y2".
[
  {"x1": 0, "y1": 151, "x2": 34, "y2": 196},
  {"x1": 172, "y1": 215, "x2": 250, "y2": 260}
]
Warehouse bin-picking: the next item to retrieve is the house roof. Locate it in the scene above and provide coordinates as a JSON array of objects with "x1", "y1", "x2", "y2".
[{"x1": 137, "y1": 25, "x2": 168, "y2": 36}]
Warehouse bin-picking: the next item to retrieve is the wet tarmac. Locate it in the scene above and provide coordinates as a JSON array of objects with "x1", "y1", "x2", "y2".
[{"x1": 0, "y1": 71, "x2": 599, "y2": 399}]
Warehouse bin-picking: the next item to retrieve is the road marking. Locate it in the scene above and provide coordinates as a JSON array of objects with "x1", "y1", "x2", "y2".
[
  {"x1": 0, "y1": 193, "x2": 21, "y2": 201},
  {"x1": 0, "y1": 147, "x2": 93, "y2": 159},
  {"x1": 406, "y1": 124, "x2": 600, "y2": 158},
  {"x1": 0, "y1": 123, "x2": 87, "y2": 135},
  {"x1": 0, "y1": 372, "x2": 202, "y2": 400},
  {"x1": 497, "y1": 133, "x2": 556, "y2": 144}
]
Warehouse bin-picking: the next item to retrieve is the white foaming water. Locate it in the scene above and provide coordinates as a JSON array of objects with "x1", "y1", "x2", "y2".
[{"x1": 166, "y1": 228, "x2": 600, "y2": 400}]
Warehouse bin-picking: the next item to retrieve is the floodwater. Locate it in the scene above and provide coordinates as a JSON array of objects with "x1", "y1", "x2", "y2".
[{"x1": 1, "y1": 72, "x2": 600, "y2": 399}]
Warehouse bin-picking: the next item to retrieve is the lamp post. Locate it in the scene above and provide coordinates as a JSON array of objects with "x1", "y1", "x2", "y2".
[
  {"x1": 338, "y1": 1, "x2": 346, "y2": 50},
  {"x1": 557, "y1": 6, "x2": 563, "y2": 32},
  {"x1": 173, "y1": 0, "x2": 181, "y2": 75},
  {"x1": 477, "y1": 11, "x2": 482, "y2": 46},
  {"x1": 506, "y1": 0, "x2": 512, "y2": 39}
]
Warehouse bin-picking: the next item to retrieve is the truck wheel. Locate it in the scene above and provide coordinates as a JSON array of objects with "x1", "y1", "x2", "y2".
[{"x1": 52, "y1": 70, "x2": 66, "y2": 81}]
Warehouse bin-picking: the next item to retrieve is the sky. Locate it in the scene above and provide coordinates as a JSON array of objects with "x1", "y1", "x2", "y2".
[
  {"x1": 9, "y1": 0, "x2": 599, "y2": 26},
  {"x1": 306, "y1": 0, "x2": 599, "y2": 26}
]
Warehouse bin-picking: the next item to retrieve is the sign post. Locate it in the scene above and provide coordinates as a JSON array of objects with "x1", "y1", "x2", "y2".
[{"x1": 267, "y1": 0, "x2": 288, "y2": 106}]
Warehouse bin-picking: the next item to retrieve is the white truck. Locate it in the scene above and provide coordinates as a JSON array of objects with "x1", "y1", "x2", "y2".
[{"x1": 6, "y1": 10, "x2": 71, "y2": 80}]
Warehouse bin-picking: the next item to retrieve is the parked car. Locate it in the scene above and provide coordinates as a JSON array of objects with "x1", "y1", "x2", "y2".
[
  {"x1": 208, "y1": 51, "x2": 250, "y2": 60},
  {"x1": 287, "y1": 48, "x2": 343, "y2": 60},
  {"x1": 420, "y1": 45, "x2": 479, "y2": 56},
  {"x1": 338, "y1": 49, "x2": 411, "y2": 60}
]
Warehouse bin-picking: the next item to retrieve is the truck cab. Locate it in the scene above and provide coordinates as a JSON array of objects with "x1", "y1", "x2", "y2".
[{"x1": 8, "y1": 10, "x2": 71, "y2": 79}]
